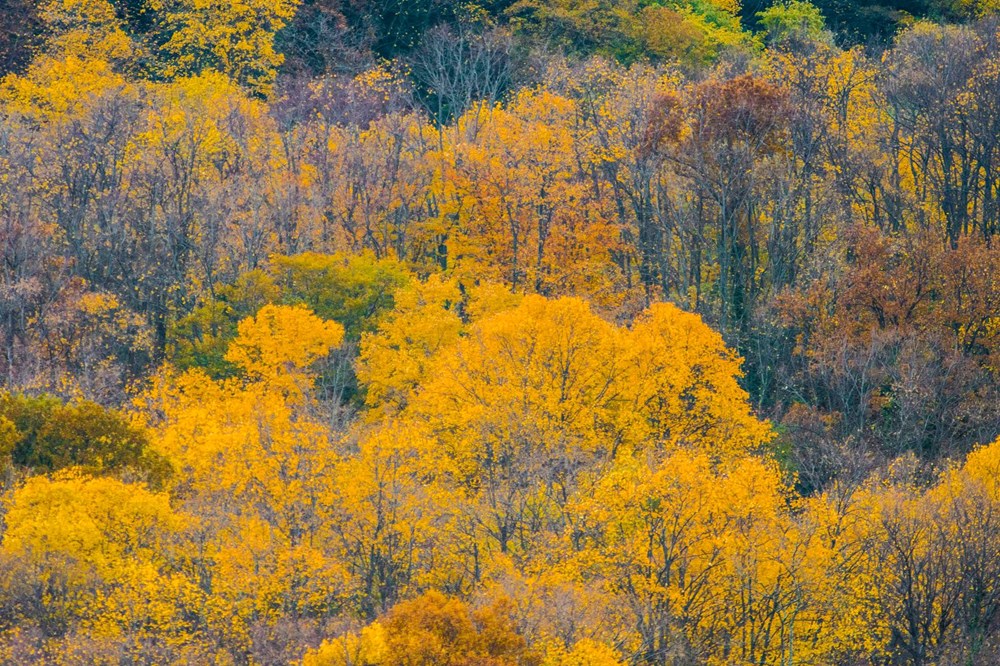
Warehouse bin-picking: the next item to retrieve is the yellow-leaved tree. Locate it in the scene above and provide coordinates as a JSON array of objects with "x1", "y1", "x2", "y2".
[
  {"x1": 141, "y1": 303, "x2": 347, "y2": 649},
  {"x1": 356, "y1": 275, "x2": 466, "y2": 415},
  {"x1": 225, "y1": 303, "x2": 344, "y2": 385},
  {"x1": 2, "y1": 472, "x2": 199, "y2": 654},
  {"x1": 384, "y1": 294, "x2": 772, "y2": 584},
  {"x1": 39, "y1": 0, "x2": 134, "y2": 62},
  {"x1": 155, "y1": 0, "x2": 301, "y2": 94},
  {"x1": 438, "y1": 90, "x2": 630, "y2": 306}
]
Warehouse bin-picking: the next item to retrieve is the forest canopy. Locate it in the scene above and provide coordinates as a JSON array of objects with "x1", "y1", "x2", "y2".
[{"x1": 0, "y1": 0, "x2": 999, "y2": 664}]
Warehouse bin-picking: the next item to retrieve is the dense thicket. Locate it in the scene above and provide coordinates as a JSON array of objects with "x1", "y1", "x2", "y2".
[{"x1": 0, "y1": 0, "x2": 998, "y2": 664}]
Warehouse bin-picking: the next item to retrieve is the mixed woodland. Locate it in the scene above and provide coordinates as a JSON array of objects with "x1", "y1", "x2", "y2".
[{"x1": 1, "y1": 0, "x2": 1000, "y2": 663}]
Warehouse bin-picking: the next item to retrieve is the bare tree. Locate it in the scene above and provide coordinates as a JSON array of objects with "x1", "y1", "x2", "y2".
[{"x1": 409, "y1": 22, "x2": 519, "y2": 128}]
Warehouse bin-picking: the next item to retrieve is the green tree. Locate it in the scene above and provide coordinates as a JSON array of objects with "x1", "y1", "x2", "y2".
[{"x1": 0, "y1": 393, "x2": 170, "y2": 484}]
